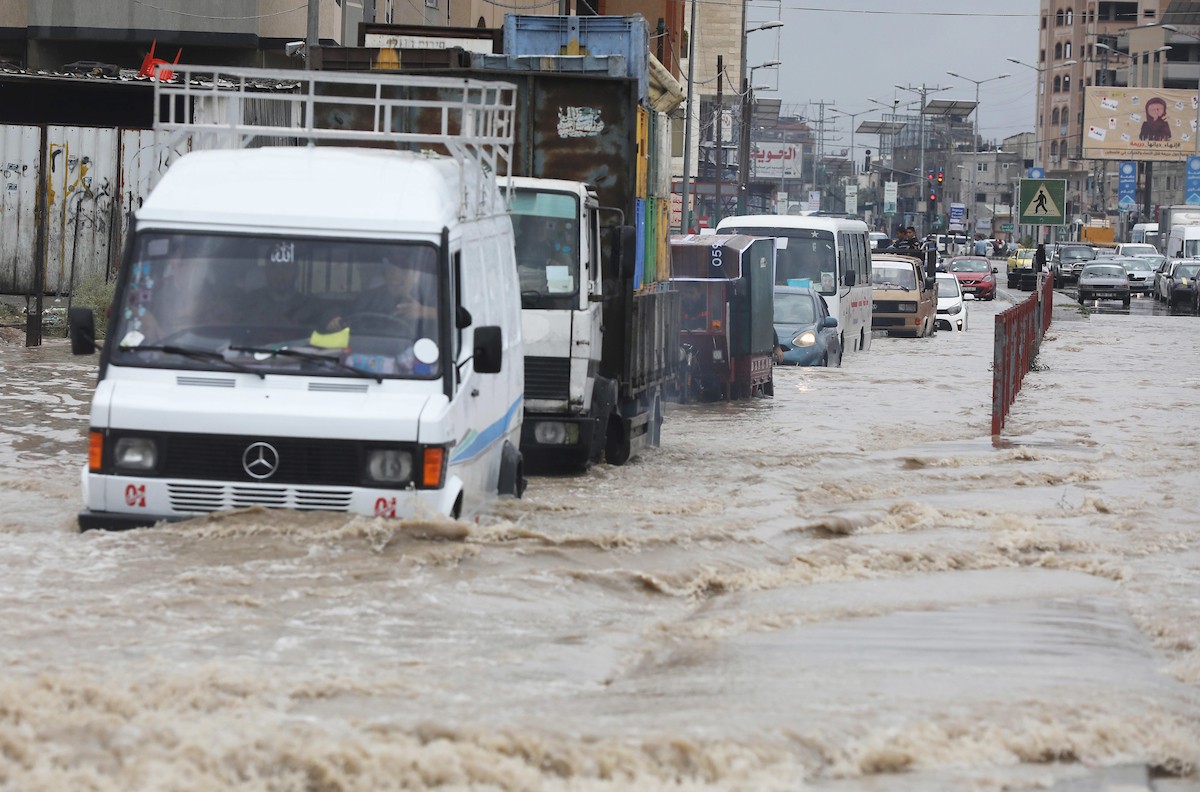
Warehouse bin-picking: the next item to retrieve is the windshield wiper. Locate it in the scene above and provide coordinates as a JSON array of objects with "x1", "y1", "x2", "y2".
[
  {"x1": 227, "y1": 345, "x2": 383, "y2": 383},
  {"x1": 119, "y1": 344, "x2": 265, "y2": 379}
]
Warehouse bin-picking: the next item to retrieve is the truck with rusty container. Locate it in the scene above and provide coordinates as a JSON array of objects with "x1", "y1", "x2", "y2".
[
  {"x1": 318, "y1": 14, "x2": 683, "y2": 469},
  {"x1": 669, "y1": 234, "x2": 776, "y2": 401}
]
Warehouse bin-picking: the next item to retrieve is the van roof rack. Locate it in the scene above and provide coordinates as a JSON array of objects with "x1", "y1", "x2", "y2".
[{"x1": 152, "y1": 64, "x2": 517, "y2": 219}]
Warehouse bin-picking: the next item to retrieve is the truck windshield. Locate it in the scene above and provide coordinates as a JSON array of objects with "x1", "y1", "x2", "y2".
[
  {"x1": 110, "y1": 231, "x2": 443, "y2": 379},
  {"x1": 510, "y1": 190, "x2": 580, "y2": 309}
]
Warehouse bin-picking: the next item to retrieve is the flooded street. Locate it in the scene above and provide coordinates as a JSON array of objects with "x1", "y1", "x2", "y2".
[{"x1": 1, "y1": 292, "x2": 1199, "y2": 791}]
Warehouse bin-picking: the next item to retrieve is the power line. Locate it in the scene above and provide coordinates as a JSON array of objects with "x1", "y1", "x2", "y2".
[
  {"x1": 781, "y1": 4, "x2": 1038, "y2": 17},
  {"x1": 131, "y1": 0, "x2": 305, "y2": 20}
]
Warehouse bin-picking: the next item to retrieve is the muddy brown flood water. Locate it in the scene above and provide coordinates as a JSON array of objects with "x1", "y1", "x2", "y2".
[{"x1": 0, "y1": 296, "x2": 1198, "y2": 791}]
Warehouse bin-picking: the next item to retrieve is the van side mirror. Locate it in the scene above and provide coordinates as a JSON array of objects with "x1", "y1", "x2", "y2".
[
  {"x1": 843, "y1": 270, "x2": 856, "y2": 287},
  {"x1": 68, "y1": 308, "x2": 96, "y2": 355},
  {"x1": 925, "y1": 277, "x2": 936, "y2": 290},
  {"x1": 473, "y1": 326, "x2": 502, "y2": 374},
  {"x1": 822, "y1": 316, "x2": 838, "y2": 328},
  {"x1": 610, "y1": 225, "x2": 637, "y2": 281}
]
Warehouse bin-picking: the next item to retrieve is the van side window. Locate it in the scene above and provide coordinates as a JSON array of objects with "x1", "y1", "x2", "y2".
[
  {"x1": 851, "y1": 233, "x2": 865, "y2": 281},
  {"x1": 845, "y1": 233, "x2": 855, "y2": 279}
]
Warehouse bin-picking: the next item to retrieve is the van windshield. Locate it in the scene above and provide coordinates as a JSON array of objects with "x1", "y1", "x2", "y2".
[
  {"x1": 510, "y1": 189, "x2": 580, "y2": 310},
  {"x1": 872, "y1": 265, "x2": 916, "y2": 290},
  {"x1": 110, "y1": 232, "x2": 443, "y2": 379}
]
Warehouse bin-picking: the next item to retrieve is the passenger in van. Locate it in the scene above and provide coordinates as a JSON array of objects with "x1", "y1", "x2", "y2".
[{"x1": 241, "y1": 260, "x2": 318, "y2": 331}]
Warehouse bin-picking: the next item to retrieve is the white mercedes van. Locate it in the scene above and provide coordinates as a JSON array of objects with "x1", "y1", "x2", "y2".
[{"x1": 69, "y1": 67, "x2": 526, "y2": 529}]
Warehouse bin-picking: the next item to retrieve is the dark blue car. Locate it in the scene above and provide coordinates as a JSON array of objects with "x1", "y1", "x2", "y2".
[{"x1": 773, "y1": 286, "x2": 842, "y2": 367}]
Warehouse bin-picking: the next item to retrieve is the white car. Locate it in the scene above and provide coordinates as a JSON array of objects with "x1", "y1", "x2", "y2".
[{"x1": 935, "y1": 272, "x2": 971, "y2": 332}]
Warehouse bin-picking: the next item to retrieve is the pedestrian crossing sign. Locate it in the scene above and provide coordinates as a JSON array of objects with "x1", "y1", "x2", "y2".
[{"x1": 1018, "y1": 178, "x2": 1067, "y2": 225}]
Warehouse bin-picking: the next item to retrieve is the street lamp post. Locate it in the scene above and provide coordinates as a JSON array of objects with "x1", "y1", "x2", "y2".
[
  {"x1": 895, "y1": 83, "x2": 950, "y2": 237},
  {"x1": 736, "y1": 60, "x2": 779, "y2": 214},
  {"x1": 828, "y1": 107, "x2": 879, "y2": 177},
  {"x1": 1006, "y1": 57, "x2": 1076, "y2": 167},
  {"x1": 1007, "y1": 57, "x2": 1076, "y2": 243},
  {"x1": 737, "y1": 23, "x2": 783, "y2": 214},
  {"x1": 946, "y1": 71, "x2": 1010, "y2": 235}
]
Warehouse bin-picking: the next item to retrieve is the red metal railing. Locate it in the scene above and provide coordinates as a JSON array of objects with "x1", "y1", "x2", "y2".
[{"x1": 991, "y1": 274, "x2": 1054, "y2": 435}]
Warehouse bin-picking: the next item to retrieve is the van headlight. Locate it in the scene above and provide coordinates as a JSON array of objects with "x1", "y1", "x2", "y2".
[
  {"x1": 366, "y1": 449, "x2": 414, "y2": 484},
  {"x1": 792, "y1": 330, "x2": 817, "y2": 347},
  {"x1": 113, "y1": 437, "x2": 158, "y2": 471}
]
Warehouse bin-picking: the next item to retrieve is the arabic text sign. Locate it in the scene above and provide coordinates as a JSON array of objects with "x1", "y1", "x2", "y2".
[
  {"x1": 1082, "y1": 86, "x2": 1199, "y2": 162},
  {"x1": 948, "y1": 202, "x2": 965, "y2": 231},
  {"x1": 1188, "y1": 156, "x2": 1200, "y2": 206},
  {"x1": 883, "y1": 181, "x2": 897, "y2": 215},
  {"x1": 844, "y1": 185, "x2": 858, "y2": 215},
  {"x1": 1117, "y1": 161, "x2": 1137, "y2": 210},
  {"x1": 752, "y1": 143, "x2": 803, "y2": 179}
]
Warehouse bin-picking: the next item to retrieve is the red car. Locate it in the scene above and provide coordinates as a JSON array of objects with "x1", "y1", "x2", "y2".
[{"x1": 945, "y1": 256, "x2": 996, "y2": 300}]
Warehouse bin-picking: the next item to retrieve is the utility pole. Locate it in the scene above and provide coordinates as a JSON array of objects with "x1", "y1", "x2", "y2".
[
  {"x1": 715, "y1": 55, "x2": 725, "y2": 225},
  {"x1": 306, "y1": 0, "x2": 320, "y2": 70},
  {"x1": 738, "y1": 78, "x2": 752, "y2": 214},
  {"x1": 808, "y1": 100, "x2": 833, "y2": 208},
  {"x1": 678, "y1": 0, "x2": 699, "y2": 232}
]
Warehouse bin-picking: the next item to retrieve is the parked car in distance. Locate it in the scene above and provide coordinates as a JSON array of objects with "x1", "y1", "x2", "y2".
[
  {"x1": 945, "y1": 256, "x2": 996, "y2": 300},
  {"x1": 1006, "y1": 248, "x2": 1036, "y2": 288},
  {"x1": 1121, "y1": 256, "x2": 1157, "y2": 297},
  {"x1": 1116, "y1": 242, "x2": 1160, "y2": 258},
  {"x1": 1077, "y1": 262, "x2": 1131, "y2": 306},
  {"x1": 871, "y1": 253, "x2": 938, "y2": 338},
  {"x1": 1007, "y1": 248, "x2": 1035, "y2": 270},
  {"x1": 935, "y1": 272, "x2": 970, "y2": 332},
  {"x1": 773, "y1": 285, "x2": 842, "y2": 366},
  {"x1": 1157, "y1": 259, "x2": 1200, "y2": 308},
  {"x1": 869, "y1": 231, "x2": 890, "y2": 250},
  {"x1": 1050, "y1": 243, "x2": 1097, "y2": 286}
]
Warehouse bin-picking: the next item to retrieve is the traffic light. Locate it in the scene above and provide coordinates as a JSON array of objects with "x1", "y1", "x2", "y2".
[
  {"x1": 930, "y1": 187, "x2": 938, "y2": 204},
  {"x1": 937, "y1": 168, "x2": 944, "y2": 185}
]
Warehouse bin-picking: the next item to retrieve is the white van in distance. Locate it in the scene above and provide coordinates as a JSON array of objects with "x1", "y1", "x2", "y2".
[{"x1": 68, "y1": 67, "x2": 526, "y2": 529}]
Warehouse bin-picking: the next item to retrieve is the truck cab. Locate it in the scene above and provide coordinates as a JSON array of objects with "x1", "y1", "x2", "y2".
[{"x1": 508, "y1": 177, "x2": 609, "y2": 464}]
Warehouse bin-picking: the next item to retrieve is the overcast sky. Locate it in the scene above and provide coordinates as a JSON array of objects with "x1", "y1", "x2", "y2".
[{"x1": 745, "y1": 0, "x2": 1041, "y2": 162}]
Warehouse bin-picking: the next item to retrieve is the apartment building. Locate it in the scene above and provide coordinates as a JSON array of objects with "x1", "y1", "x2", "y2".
[{"x1": 1031, "y1": 1, "x2": 1200, "y2": 218}]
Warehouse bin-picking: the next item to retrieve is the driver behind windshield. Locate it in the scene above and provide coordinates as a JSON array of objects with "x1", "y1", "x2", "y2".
[{"x1": 327, "y1": 257, "x2": 438, "y2": 339}]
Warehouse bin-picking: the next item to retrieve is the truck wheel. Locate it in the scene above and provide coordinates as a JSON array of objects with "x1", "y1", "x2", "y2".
[
  {"x1": 764, "y1": 373, "x2": 775, "y2": 396},
  {"x1": 1122, "y1": 297, "x2": 1130, "y2": 308}
]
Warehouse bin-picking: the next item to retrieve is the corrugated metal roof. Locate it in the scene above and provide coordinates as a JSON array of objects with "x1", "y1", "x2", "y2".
[{"x1": 1164, "y1": 1, "x2": 1200, "y2": 25}]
